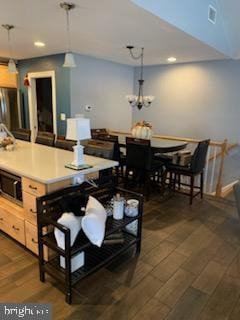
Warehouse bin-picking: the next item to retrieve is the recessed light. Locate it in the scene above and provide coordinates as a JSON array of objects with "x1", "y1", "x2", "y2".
[
  {"x1": 167, "y1": 57, "x2": 176, "y2": 63},
  {"x1": 34, "y1": 41, "x2": 45, "y2": 47}
]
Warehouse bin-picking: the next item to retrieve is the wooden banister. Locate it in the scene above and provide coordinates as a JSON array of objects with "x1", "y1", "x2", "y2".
[
  {"x1": 109, "y1": 129, "x2": 233, "y2": 197},
  {"x1": 215, "y1": 138, "x2": 228, "y2": 197}
]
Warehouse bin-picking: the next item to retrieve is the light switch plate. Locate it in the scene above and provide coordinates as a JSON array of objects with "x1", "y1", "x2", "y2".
[{"x1": 60, "y1": 113, "x2": 66, "y2": 120}]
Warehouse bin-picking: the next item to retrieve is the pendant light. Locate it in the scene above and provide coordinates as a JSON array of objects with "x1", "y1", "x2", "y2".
[
  {"x1": 126, "y1": 46, "x2": 154, "y2": 110},
  {"x1": 60, "y1": 2, "x2": 76, "y2": 68},
  {"x1": 2, "y1": 24, "x2": 18, "y2": 74}
]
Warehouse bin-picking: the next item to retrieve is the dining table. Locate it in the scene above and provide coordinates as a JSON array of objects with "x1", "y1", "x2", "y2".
[{"x1": 117, "y1": 135, "x2": 188, "y2": 154}]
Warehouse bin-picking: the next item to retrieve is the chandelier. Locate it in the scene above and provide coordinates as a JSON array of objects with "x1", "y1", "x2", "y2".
[{"x1": 126, "y1": 46, "x2": 154, "y2": 110}]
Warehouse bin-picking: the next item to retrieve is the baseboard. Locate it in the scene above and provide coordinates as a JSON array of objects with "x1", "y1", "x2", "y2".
[{"x1": 210, "y1": 180, "x2": 239, "y2": 197}]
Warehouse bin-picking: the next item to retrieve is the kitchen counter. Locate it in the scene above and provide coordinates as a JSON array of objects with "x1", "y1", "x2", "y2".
[
  {"x1": 0, "y1": 140, "x2": 118, "y2": 257},
  {"x1": 0, "y1": 140, "x2": 118, "y2": 184}
]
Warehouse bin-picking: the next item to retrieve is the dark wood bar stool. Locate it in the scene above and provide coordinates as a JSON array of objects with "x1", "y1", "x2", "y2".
[
  {"x1": 84, "y1": 139, "x2": 115, "y2": 184},
  {"x1": 125, "y1": 137, "x2": 163, "y2": 200},
  {"x1": 97, "y1": 134, "x2": 126, "y2": 181},
  {"x1": 54, "y1": 135, "x2": 76, "y2": 151},
  {"x1": 166, "y1": 139, "x2": 210, "y2": 204},
  {"x1": 12, "y1": 128, "x2": 31, "y2": 141},
  {"x1": 91, "y1": 128, "x2": 108, "y2": 138},
  {"x1": 35, "y1": 131, "x2": 55, "y2": 147}
]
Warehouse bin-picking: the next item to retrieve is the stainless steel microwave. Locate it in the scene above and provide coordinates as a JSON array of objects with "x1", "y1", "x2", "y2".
[{"x1": 0, "y1": 169, "x2": 22, "y2": 205}]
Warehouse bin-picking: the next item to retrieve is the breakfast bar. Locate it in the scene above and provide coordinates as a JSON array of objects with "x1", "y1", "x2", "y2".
[{"x1": 0, "y1": 140, "x2": 118, "y2": 257}]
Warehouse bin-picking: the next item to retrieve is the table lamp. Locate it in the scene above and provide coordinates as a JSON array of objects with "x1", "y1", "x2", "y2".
[{"x1": 66, "y1": 118, "x2": 91, "y2": 167}]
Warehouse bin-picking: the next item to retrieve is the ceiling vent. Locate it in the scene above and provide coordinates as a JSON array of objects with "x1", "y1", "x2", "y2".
[{"x1": 208, "y1": 5, "x2": 217, "y2": 24}]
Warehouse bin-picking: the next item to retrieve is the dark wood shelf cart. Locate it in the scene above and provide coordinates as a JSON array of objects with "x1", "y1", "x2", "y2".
[{"x1": 37, "y1": 182, "x2": 143, "y2": 304}]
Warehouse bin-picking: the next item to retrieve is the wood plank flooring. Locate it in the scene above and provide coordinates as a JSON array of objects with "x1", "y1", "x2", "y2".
[{"x1": 1, "y1": 193, "x2": 240, "y2": 319}]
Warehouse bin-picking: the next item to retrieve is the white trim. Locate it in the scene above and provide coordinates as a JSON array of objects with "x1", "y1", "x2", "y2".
[
  {"x1": 210, "y1": 180, "x2": 239, "y2": 197},
  {"x1": 27, "y1": 70, "x2": 57, "y2": 142}
]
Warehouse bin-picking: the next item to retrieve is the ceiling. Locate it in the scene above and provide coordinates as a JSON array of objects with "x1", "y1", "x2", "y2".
[{"x1": 0, "y1": 0, "x2": 228, "y2": 66}]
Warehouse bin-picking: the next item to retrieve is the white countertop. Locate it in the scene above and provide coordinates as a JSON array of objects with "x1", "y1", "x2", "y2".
[{"x1": 0, "y1": 141, "x2": 118, "y2": 184}]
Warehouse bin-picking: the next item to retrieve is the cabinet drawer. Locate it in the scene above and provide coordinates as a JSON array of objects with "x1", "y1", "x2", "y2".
[
  {"x1": 22, "y1": 177, "x2": 46, "y2": 197},
  {"x1": 0, "y1": 206, "x2": 8, "y2": 233},
  {"x1": 6, "y1": 212, "x2": 25, "y2": 245},
  {"x1": 23, "y1": 191, "x2": 37, "y2": 225},
  {"x1": 25, "y1": 221, "x2": 49, "y2": 260}
]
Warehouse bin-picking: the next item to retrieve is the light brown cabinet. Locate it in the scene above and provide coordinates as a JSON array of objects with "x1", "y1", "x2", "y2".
[
  {"x1": 0, "y1": 198, "x2": 25, "y2": 245},
  {"x1": 1, "y1": 176, "x2": 71, "y2": 257}
]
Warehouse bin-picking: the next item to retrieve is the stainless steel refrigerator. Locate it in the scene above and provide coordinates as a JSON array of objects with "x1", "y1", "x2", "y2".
[{"x1": 0, "y1": 88, "x2": 21, "y2": 130}]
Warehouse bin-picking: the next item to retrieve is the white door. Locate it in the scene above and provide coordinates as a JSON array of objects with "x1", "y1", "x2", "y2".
[{"x1": 27, "y1": 71, "x2": 57, "y2": 142}]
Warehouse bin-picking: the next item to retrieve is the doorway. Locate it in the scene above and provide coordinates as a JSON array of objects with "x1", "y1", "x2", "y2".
[
  {"x1": 28, "y1": 71, "x2": 57, "y2": 142},
  {"x1": 36, "y1": 77, "x2": 53, "y2": 132}
]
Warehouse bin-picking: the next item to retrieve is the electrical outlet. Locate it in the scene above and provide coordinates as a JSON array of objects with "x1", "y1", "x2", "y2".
[
  {"x1": 60, "y1": 113, "x2": 66, "y2": 120},
  {"x1": 72, "y1": 174, "x2": 84, "y2": 185}
]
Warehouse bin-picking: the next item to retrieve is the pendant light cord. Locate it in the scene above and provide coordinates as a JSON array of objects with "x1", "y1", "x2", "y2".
[
  {"x1": 7, "y1": 28, "x2": 13, "y2": 59},
  {"x1": 66, "y1": 8, "x2": 71, "y2": 53},
  {"x1": 127, "y1": 47, "x2": 144, "y2": 81}
]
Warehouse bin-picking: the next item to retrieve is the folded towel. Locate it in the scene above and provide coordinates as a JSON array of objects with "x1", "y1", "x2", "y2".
[
  {"x1": 54, "y1": 212, "x2": 82, "y2": 249},
  {"x1": 81, "y1": 196, "x2": 107, "y2": 247}
]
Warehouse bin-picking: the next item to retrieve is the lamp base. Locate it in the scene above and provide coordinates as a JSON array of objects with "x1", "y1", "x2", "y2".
[
  {"x1": 65, "y1": 163, "x2": 92, "y2": 171},
  {"x1": 72, "y1": 143, "x2": 85, "y2": 166}
]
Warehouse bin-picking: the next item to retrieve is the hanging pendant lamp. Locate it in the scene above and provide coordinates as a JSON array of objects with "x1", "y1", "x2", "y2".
[
  {"x1": 2, "y1": 24, "x2": 18, "y2": 74},
  {"x1": 126, "y1": 46, "x2": 154, "y2": 110},
  {"x1": 60, "y1": 2, "x2": 76, "y2": 68}
]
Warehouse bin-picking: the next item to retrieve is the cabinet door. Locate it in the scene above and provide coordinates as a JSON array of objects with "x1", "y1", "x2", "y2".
[
  {"x1": 6, "y1": 211, "x2": 25, "y2": 245},
  {"x1": 25, "y1": 220, "x2": 39, "y2": 255},
  {"x1": 23, "y1": 191, "x2": 37, "y2": 225},
  {"x1": 0, "y1": 206, "x2": 7, "y2": 232},
  {"x1": 25, "y1": 221, "x2": 49, "y2": 260}
]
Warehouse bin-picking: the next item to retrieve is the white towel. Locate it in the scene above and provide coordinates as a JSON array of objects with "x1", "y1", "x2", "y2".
[
  {"x1": 54, "y1": 212, "x2": 82, "y2": 249},
  {"x1": 81, "y1": 196, "x2": 107, "y2": 247}
]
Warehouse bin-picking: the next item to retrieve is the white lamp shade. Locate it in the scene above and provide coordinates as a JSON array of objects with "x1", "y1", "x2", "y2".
[
  {"x1": 8, "y1": 59, "x2": 18, "y2": 73},
  {"x1": 66, "y1": 118, "x2": 91, "y2": 141},
  {"x1": 63, "y1": 52, "x2": 76, "y2": 68}
]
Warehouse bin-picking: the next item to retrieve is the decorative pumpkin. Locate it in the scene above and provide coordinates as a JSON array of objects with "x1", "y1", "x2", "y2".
[{"x1": 131, "y1": 121, "x2": 153, "y2": 139}]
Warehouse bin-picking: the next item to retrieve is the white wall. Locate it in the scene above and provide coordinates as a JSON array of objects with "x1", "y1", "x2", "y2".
[
  {"x1": 133, "y1": 59, "x2": 240, "y2": 143},
  {"x1": 70, "y1": 54, "x2": 133, "y2": 131}
]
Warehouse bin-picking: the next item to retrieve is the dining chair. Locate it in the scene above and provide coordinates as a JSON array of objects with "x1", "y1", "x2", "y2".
[
  {"x1": 97, "y1": 134, "x2": 126, "y2": 181},
  {"x1": 166, "y1": 139, "x2": 210, "y2": 204},
  {"x1": 12, "y1": 128, "x2": 31, "y2": 141},
  {"x1": 35, "y1": 131, "x2": 55, "y2": 147},
  {"x1": 54, "y1": 135, "x2": 76, "y2": 151},
  {"x1": 90, "y1": 128, "x2": 108, "y2": 138},
  {"x1": 84, "y1": 139, "x2": 115, "y2": 184},
  {"x1": 125, "y1": 137, "x2": 163, "y2": 200},
  {"x1": 233, "y1": 183, "x2": 240, "y2": 220}
]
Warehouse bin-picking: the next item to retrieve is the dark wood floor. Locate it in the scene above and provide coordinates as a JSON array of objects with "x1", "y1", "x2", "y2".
[{"x1": 1, "y1": 192, "x2": 240, "y2": 320}]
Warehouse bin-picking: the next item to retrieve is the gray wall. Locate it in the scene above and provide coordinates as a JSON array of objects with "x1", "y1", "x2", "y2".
[
  {"x1": 70, "y1": 54, "x2": 133, "y2": 131},
  {"x1": 18, "y1": 54, "x2": 70, "y2": 135},
  {"x1": 133, "y1": 59, "x2": 240, "y2": 143},
  {"x1": 132, "y1": 0, "x2": 231, "y2": 57}
]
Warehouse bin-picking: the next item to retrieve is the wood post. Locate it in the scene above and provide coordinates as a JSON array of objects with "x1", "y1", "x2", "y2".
[{"x1": 215, "y1": 138, "x2": 228, "y2": 197}]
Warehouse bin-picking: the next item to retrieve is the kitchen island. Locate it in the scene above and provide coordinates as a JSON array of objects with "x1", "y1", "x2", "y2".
[{"x1": 0, "y1": 140, "x2": 118, "y2": 257}]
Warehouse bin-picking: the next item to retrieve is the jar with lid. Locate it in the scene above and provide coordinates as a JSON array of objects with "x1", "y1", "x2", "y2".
[{"x1": 113, "y1": 193, "x2": 125, "y2": 220}]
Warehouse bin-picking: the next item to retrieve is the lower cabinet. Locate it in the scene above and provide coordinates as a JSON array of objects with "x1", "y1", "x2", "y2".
[
  {"x1": 25, "y1": 220, "x2": 50, "y2": 260},
  {"x1": 23, "y1": 191, "x2": 38, "y2": 225},
  {"x1": 7, "y1": 213, "x2": 25, "y2": 245},
  {"x1": 0, "y1": 199, "x2": 25, "y2": 245},
  {"x1": 0, "y1": 206, "x2": 8, "y2": 233},
  {"x1": 25, "y1": 220, "x2": 39, "y2": 255}
]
